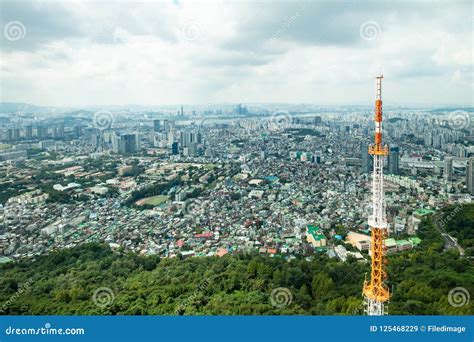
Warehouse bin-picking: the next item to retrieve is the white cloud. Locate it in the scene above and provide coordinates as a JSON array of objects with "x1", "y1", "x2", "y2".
[{"x1": 0, "y1": 0, "x2": 472, "y2": 106}]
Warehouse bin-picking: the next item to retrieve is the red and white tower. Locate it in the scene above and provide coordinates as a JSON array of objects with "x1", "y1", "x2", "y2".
[{"x1": 363, "y1": 75, "x2": 390, "y2": 316}]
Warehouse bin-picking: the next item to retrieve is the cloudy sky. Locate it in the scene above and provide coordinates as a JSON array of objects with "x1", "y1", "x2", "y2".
[{"x1": 0, "y1": 0, "x2": 472, "y2": 107}]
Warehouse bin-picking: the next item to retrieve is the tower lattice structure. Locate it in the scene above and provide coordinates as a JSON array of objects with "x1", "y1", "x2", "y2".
[{"x1": 363, "y1": 75, "x2": 390, "y2": 316}]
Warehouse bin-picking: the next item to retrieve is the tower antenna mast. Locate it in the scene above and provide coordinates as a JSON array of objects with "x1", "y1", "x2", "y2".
[{"x1": 363, "y1": 74, "x2": 390, "y2": 316}]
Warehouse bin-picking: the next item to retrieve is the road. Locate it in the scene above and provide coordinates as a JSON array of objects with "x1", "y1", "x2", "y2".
[{"x1": 433, "y1": 214, "x2": 465, "y2": 256}]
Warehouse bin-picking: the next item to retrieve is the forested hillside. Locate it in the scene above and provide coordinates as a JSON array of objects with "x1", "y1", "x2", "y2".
[
  {"x1": 443, "y1": 203, "x2": 474, "y2": 256},
  {"x1": 0, "y1": 208, "x2": 472, "y2": 316}
]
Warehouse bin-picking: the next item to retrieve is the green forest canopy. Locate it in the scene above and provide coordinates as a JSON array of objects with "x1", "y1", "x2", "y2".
[{"x1": 0, "y1": 205, "x2": 472, "y2": 315}]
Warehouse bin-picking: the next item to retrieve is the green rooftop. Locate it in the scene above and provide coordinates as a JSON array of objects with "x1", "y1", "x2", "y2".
[
  {"x1": 396, "y1": 239, "x2": 411, "y2": 246},
  {"x1": 307, "y1": 225, "x2": 326, "y2": 241},
  {"x1": 307, "y1": 225, "x2": 320, "y2": 234},
  {"x1": 409, "y1": 237, "x2": 422, "y2": 246}
]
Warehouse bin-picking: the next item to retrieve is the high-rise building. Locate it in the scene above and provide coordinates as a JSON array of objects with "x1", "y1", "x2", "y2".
[
  {"x1": 6, "y1": 128, "x2": 20, "y2": 141},
  {"x1": 25, "y1": 126, "x2": 33, "y2": 139},
  {"x1": 314, "y1": 150, "x2": 322, "y2": 164},
  {"x1": 37, "y1": 126, "x2": 49, "y2": 139},
  {"x1": 84, "y1": 128, "x2": 100, "y2": 146},
  {"x1": 73, "y1": 125, "x2": 82, "y2": 138},
  {"x1": 180, "y1": 131, "x2": 198, "y2": 148},
  {"x1": 153, "y1": 120, "x2": 161, "y2": 132},
  {"x1": 13, "y1": 128, "x2": 20, "y2": 141},
  {"x1": 171, "y1": 141, "x2": 179, "y2": 155},
  {"x1": 7, "y1": 129, "x2": 13, "y2": 142},
  {"x1": 111, "y1": 134, "x2": 121, "y2": 154},
  {"x1": 444, "y1": 157, "x2": 453, "y2": 181},
  {"x1": 163, "y1": 120, "x2": 170, "y2": 133},
  {"x1": 388, "y1": 145, "x2": 400, "y2": 175},
  {"x1": 467, "y1": 158, "x2": 474, "y2": 195},
  {"x1": 169, "y1": 120, "x2": 175, "y2": 132},
  {"x1": 111, "y1": 133, "x2": 137, "y2": 154},
  {"x1": 424, "y1": 132, "x2": 432, "y2": 146},
  {"x1": 58, "y1": 123, "x2": 65, "y2": 138},
  {"x1": 187, "y1": 142, "x2": 198, "y2": 156},
  {"x1": 122, "y1": 133, "x2": 137, "y2": 154},
  {"x1": 36, "y1": 126, "x2": 44, "y2": 139},
  {"x1": 361, "y1": 144, "x2": 373, "y2": 174},
  {"x1": 135, "y1": 132, "x2": 141, "y2": 151}
]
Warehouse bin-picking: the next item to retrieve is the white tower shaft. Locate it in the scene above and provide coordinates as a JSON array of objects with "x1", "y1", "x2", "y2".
[{"x1": 363, "y1": 75, "x2": 390, "y2": 316}]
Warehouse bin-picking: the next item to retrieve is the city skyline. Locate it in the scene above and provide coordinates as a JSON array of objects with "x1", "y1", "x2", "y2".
[{"x1": 1, "y1": 0, "x2": 473, "y2": 107}]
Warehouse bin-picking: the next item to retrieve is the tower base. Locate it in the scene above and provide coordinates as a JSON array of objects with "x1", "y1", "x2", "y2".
[{"x1": 364, "y1": 296, "x2": 386, "y2": 316}]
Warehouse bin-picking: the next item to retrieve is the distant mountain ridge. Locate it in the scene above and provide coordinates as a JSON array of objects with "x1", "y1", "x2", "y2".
[
  {"x1": 429, "y1": 107, "x2": 474, "y2": 113},
  {"x1": 1, "y1": 102, "x2": 472, "y2": 115},
  {"x1": 0, "y1": 102, "x2": 47, "y2": 113}
]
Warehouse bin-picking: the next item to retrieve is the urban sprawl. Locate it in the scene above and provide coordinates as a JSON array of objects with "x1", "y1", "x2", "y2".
[{"x1": 0, "y1": 105, "x2": 472, "y2": 265}]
